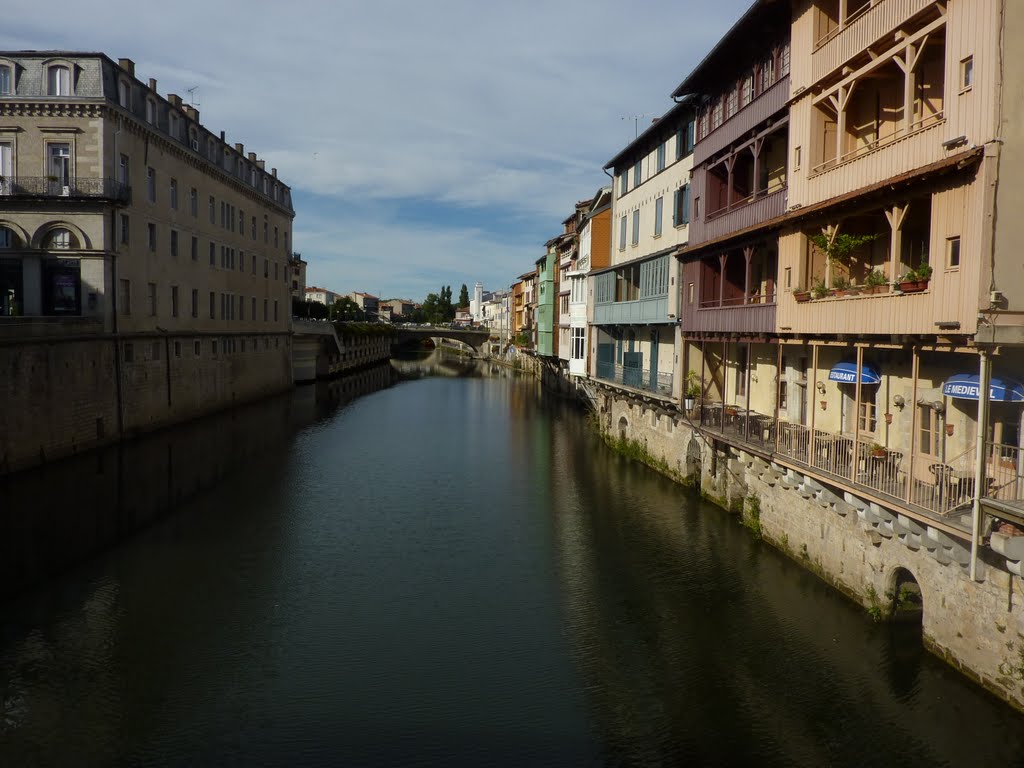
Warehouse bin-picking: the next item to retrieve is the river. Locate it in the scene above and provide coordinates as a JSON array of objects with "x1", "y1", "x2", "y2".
[{"x1": 1, "y1": 351, "x2": 1023, "y2": 766}]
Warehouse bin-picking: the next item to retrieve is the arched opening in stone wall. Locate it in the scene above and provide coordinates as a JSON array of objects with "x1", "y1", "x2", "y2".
[
  {"x1": 618, "y1": 416, "x2": 629, "y2": 441},
  {"x1": 888, "y1": 566, "x2": 924, "y2": 625}
]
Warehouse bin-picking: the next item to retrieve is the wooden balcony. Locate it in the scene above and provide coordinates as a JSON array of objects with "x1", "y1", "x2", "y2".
[
  {"x1": 689, "y1": 186, "x2": 788, "y2": 246},
  {"x1": 811, "y1": 0, "x2": 936, "y2": 84},
  {"x1": 593, "y1": 296, "x2": 669, "y2": 326},
  {"x1": 684, "y1": 299, "x2": 776, "y2": 337},
  {"x1": 693, "y1": 76, "x2": 790, "y2": 166},
  {"x1": 801, "y1": 116, "x2": 946, "y2": 207}
]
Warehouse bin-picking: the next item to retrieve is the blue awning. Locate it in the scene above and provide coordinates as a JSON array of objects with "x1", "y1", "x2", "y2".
[
  {"x1": 943, "y1": 374, "x2": 1024, "y2": 402},
  {"x1": 828, "y1": 361, "x2": 881, "y2": 385}
]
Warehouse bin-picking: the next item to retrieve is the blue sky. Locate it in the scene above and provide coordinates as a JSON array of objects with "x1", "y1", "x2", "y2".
[{"x1": 3, "y1": 0, "x2": 751, "y2": 301}]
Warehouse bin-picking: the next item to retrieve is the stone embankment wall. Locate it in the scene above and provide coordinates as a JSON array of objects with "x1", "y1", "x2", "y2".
[
  {"x1": 0, "y1": 333, "x2": 292, "y2": 474},
  {"x1": 596, "y1": 385, "x2": 1024, "y2": 713}
]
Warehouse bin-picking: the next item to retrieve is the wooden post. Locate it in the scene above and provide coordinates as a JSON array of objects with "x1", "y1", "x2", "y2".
[
  {"x1": 906, "y1": 345, "x2": 919, "y2": 503},
  {"x1": 853, "y1": 346, "x2": 863, "y2": 482},
  {"x1": 775, "y1": 342, "x2": 783, "y2": 453},
  {"x1": 885, "y1": 204, "x2": 909, "y2": 283},
  {"x1": 743, "y1": 246, "x2": 754, "y2": 304},
  {"x1": 718, "y1": 253, "x2": 727, "y2": 308},
  {"x1": 810, "y1": 343, "x2": 819, "y2": 465}
]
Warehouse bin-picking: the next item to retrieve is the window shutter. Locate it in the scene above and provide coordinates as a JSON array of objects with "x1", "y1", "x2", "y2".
[
  {"x1": 673, "y1": 189, "x2": 680, "y2": 226},
  {"x1": 682, "y1": 185, "x2": 691, "y2": 224}
]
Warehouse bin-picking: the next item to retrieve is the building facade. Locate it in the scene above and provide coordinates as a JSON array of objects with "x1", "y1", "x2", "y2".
[
  {"x1": 0, "y1": 52, "x2": 295, "y2": 472},
  {"x1": 570, "y1": 187, "x2": 611, "y2": 377}
]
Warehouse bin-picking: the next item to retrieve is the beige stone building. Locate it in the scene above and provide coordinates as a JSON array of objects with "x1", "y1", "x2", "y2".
[{"x1": 0, "y1": 52, "x2": 296, "y2": 472}]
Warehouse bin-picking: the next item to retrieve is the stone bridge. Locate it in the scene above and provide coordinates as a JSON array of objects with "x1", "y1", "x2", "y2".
[{"x1": 392, "y1": 326, "x2": 491, "y2": 352}]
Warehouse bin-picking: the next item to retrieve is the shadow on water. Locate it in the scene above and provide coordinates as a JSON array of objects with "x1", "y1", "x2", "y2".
[{"x1": 0, "y1": 363, "x2": 396, "y2": 603}]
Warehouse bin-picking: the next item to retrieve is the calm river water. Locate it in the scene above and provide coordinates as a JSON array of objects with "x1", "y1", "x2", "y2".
[{"x1": 2, "y1": 352, "x2": 1023, "y2": 766}]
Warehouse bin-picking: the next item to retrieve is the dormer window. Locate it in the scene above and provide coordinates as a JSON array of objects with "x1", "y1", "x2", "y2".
[
  {"x1": 0, "y1": 65, "x2": 12, "y2": 96},
  {"x1": 145, "y1": 98, "x2": 156, "y2": 124},
  {"x1": 118, "y1": 79, "x2": 130, "y2": 108},
  {"x1": 250, "y1": 167, "x2": 257, "y2": 186},
  {"x1": 47, "y1": 65, "x2": 70, "y2": 96},
  {"x1": 168, "y1": 111, "x2": 179, "y2": 139}
]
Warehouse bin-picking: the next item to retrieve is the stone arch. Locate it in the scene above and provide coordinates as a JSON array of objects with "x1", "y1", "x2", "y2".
[
  {"x1": 32, "y1": 221, "x2": 91, "y2": 250},
  {"x1": 887, "y1": 565, "x2": 924, "y2": 623},
  {"x1": 686, "y1": 435, "x2": 703, "y2": 482},
  {"x1": 617, "y1": 415, "x2": 629, "y2": 441},
  {"x1": 0, "y1": 220, "x2": 31, "y2": 248}
]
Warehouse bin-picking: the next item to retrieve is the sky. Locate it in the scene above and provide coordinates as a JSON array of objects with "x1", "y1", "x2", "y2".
[{"x1": 3, "y1": 0, "x2": 751, "y2": 301}]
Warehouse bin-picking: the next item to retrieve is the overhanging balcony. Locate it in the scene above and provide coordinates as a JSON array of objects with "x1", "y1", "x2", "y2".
[
  {"x1": 0, "y1": 177, "x2": 131, "y2": 204},
  {"x1": 596, "y1": 360, "x2": 673, "y2": 398}
]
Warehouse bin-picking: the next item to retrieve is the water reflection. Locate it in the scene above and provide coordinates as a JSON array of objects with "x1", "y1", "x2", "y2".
[{"x1": 0, "y1": 363, "x2": 396, "y2": 602}]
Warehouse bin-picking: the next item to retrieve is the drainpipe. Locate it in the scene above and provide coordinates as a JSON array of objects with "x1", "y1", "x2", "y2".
[{"x1": 970, "y1": 349, "x2": 991, "y2": 581}]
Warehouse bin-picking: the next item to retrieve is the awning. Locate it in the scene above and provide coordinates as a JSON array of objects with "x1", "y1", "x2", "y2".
[
  {"x1": 828, "y1": 361, "x2": 881, "y2": 385},
  {"x1": 943, "y1": 373, "x2": 1024, "y2": 402}
]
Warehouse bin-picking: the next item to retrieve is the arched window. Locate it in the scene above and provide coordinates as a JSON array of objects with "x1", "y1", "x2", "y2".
[
  {"x1": 47, "y1": 65, "x2": 70, "y2": 96},
  {"x1": 45, "y1": 228, "x2": 74, "y2": 250},
  {"x1": 0, "y1": 226, "x2": 15, "y2": 248},
  {"x1": 0, "y1": 64, "x2": 12, "y2": 96}
]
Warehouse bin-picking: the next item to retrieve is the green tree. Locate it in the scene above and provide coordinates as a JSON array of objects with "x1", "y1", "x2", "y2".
[
  {"x1": 458, "y1": 283, "x2": 470, "y2": 308},
  {"x1": 330, "y1": 296, "x2": 365, "y2": 321},
  {"x1": 420, "y1": 292, "x2": 445, "y2": 325}
]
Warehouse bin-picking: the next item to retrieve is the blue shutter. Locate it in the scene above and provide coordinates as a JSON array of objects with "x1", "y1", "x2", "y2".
[
  {"x1": 682, "y1": 185, "x2": 691, "y2": 224},
  {"x1": 687, "y1": 120, "x2": 695, "y2": 154}
]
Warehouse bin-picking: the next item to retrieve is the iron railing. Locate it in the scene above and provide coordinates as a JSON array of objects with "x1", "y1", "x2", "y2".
[
  {"x1": 596, "y1": 361, "x2": 673, "y2": 397},
  {"x1": 0, "y1": 177, "x2": 131, "y2": 203}
]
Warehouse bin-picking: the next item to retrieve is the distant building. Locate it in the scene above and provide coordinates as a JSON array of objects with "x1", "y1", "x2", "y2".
[
  {"x1": 289, "y1": 254, "x2": 307, "y2": 301},
  {"x1": 305, "y1": 286, "x2": 340, "y2": 306},
  {"x1": 346, "y1": 291, "x2": 379, "y2": 317},
  {"x1": 379, "y1": 298, "x2": 415, "y2": 321}
]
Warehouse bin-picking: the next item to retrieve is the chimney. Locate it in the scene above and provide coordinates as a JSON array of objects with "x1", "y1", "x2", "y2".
[
  {"x1": 168, "y1": 93, "x2": 182, "y2": 108},
  {"x1": 118, "y1": 58, "x2": 135, "y2": 77},
  {"x1": 271, "y1": 168, "x2": 277, "y2": 178},
  {"x1": 256, "y1": 160, "x2": 265, "y2": 169},
  {"x1": 248, "y1": 152, "x2": 257, "y2": 162},
  {"x1": 235, "y1": 142, "x2": 244, "y2": 155},
  {"x1": 219, "y1": 130, "x2": 225, "y2": 142},
  {"x1": 182, "y1": 105, "x2": 199, "y2": 122},
  {"x1": 148, "y1": 78, "x2": 157, "y2": 92}
]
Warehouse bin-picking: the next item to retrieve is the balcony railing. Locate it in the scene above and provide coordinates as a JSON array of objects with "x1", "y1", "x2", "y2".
[
  {"x1": 810, "y1": 112, "x2": 943, "y2": 177},
  {"x1": 697, "y1": 405, "x2": 999, "y2": 528},
  {"x1": 596, "y1": 361, "x2": 673, "y2": 398},
  {"x1": 0, "y1": 177, "x2": 131, "y2": 203}
]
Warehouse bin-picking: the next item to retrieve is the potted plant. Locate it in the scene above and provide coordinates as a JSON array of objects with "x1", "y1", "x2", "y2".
[
  {"x1": 684, "y1": 370, "x2": 701, "y2": 411},
  {"x1": 915, "y1": 262, "x2": 932, "y2": 289},
  {"x1": 811, "y1": 277, "x2": 829, "y2": 300},
  {"x1": 831, "y1": 275, "x2": 851, "y2": 297},
  {"x1": 864, "y1": 269, "x2": 888, "y2": 294},
  {"x1": 869, "y1": 442, "x2": 887, "y2": 458},
  {"x1": 809, "y1": 231, "x2": 881, "y2": 268},
  {"x1": 899, "y1": 268, "x2": 925, "y2": 293},
  {"x1": 793, "y1": 287, "x2": 811, "y2": 303}
]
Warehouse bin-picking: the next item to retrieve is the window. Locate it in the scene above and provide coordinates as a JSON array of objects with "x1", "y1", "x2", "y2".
[
  {"x1": 170, "y1": 229, "x2": 178, "y2": 257},
  {"x1": 0, "y1": 65, "x2": 12, "y2": 96},
  {"x1": 123, "y1": 342, "x2": 134, "y2": 363},
  {"x1": 961, "y1": 56, "x2": 973, "y2": 90},
  {"x1": 239, "y1": 209, "x2": 244, "y2": 232},
  {"x1": 251, "y1": 297, "x2": 256, "y2": 319},
  {"x1": 620, "y1": 172, "x2": 627, "y2": 196},
  {"x1": 239, "y1": 295, "x2": 245, "y2": 321},
  {"x1": 656, "y1": 142, "x2": 666, "y2": 173},
  {"x1": 47, "y1": 65, "x2": 70, "y2": 96},
  {"x1": 784, "y1": 267, "x2": 792, "y2": 288},
  {"x1": 251, "y1": 215, "x2": 257, "y2": 239},
  {"x1": 633, "y1": 160, "x2": 642, "y2": 188},
  {"x1": 209, "y1": 195, "x2": 215, "y2": 224},
  {"x1": 737, "y1": 346, "x2": 748, "y2": 397},
  {"x1": 190, "y1": 187, "x2": 198, "y2": 217},
  {"x1": 263, "y1": 218, "x2": 268, "y2": 243},
  {"x1": 761, "y1": 57, "x2": 775, "y2": 92},
  {"x1": 118, "y1": 154, "x2": 130, "y2": 186},
  {"x1": 170, "y1": 179, "x2": 178, "y2": 209},
  {"x1": 147, "y1": 222, "x2": 156, "y2": 252},
  {"x1": 118, "y1": 79, "x2": 130, "y2": 106},
  {"x1": 209, "y1": 291, "x2": 215, "y2": 319},
  {"x1": 171, "y1": 285, "x2": 179, "y2": 317},
  {"x1": 794, "y1": 146, "x2": 802, "y2": 170},
  {"x1": 0, "y1": 227, "x2": 10, "y2": 248},
  {"x1": 146, "y1": 167, "x2": 156, "y2": 203},
  {"x1": 264, "y1": 259, "x2": 269, "y2": 278},
  {"x1": 780, "y1": 43, "x2": 790, "y2": 78},
  {"x1": 145, "y1": 98, "x2": 156, "y2": 124},
  {"x1": 726, "y1": 88, "x2": 738, "y2": 119},
  {"x1": 120, "y1": 214, "x2": 130, "y2": 245},
  {"x1": 274, "y1": 300, "x2": 279, "y2": 321},
  {"x1": 191, "y1": 235, "x2": 198, "y2": 261},
  {"x1": 673, "y1": 184, "x2": 690, "y2": 226},
  {"x1": 858, "y1": 386, "x2": 879, "y2": 433},
  {"x1": 740, "y1": 75, "x2": 753, "y2": 108},
  {"x1": 147, "y1": 282, "x2": 157, "y2": 316},
  {"x1": 240, "y1": 251, "x2": 245, "y2": 272},
  {"x1": 168, "y1": 112, "x2": 179, "y2": 139},
  {"x1": 571, "y1": 328, "x2": 585, "y2": 360},
  {"x1": 654, "y1": 196, "x2": 663, "y2": 237},
  {"x1": 263, "y1": 298, "x2": 268, "y2": 321},
  {"x1": 619, "y1": 215, "x2": 626, "y2": 250},
  {"x1": 631, "y1": 209, "x2": 639, "y2": 246},
  {"x1": 274, "y1": 262, "x2": 279, "y2": 280},
  {"x1": 191, "y1": 288, "x2": 198, "y2": 318},
  {"x1": 47, "y1": 143, "x2": 71, "y2": 189},
  {"x1": 712, "y1": 100, "x2": 723, "y2": 130},
  {"x1": 688, "y1": 282, "x2": 695, "y2": 304},
  {"x1": 47, "y1": 228, "x2": 71, "y2": 249},
  {"x1": 947, "y1": 236, "x2": 961, "y2": 269},
  {"x1": 194, "y1": 340, "x2": 201, "y2": 356},
  {"x1": 779, "y1": 380, "x2": 788, "y2": 410},
  {"x1": 119, "y1": 279, "x2": 131, "y2": 315},
  {"x1": 209, "y1": 242, "x2": 216, "y2": 266},
  {"x1": 676, "y1": 120, "x2": 695, "y2": 160},
  {"x1": 274, "y1": 226, "x2": 279, "y2": 247}
]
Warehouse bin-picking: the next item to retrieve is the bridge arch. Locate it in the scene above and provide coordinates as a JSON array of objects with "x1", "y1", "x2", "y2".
[{"x1": 887, "y1": 565, "x2": 924, "y2": 624}]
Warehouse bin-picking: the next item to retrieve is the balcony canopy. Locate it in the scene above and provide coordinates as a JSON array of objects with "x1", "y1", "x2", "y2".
[
  {"x1": 943, "y1": 374, "x2": 1024, "y2": 402},
  {"x1": 829, "y1": 361, "x2": 880, "y2": 385}
]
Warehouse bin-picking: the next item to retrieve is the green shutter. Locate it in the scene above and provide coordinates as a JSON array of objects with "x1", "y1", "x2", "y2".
[{"x1": 673, "y1": 189, "x2": 680, "y2": 226}]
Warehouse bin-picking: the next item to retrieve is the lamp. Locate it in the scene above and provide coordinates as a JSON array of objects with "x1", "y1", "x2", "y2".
[
  {"x1": 892, "y1": 394, "x2": 906, "y2": 409},
  {"x1": 816, "y1": 381, "x2": 826, "y2": 394},
  {"x1": 931, "y1": 400, "x2": 945, "y2": 413}
]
